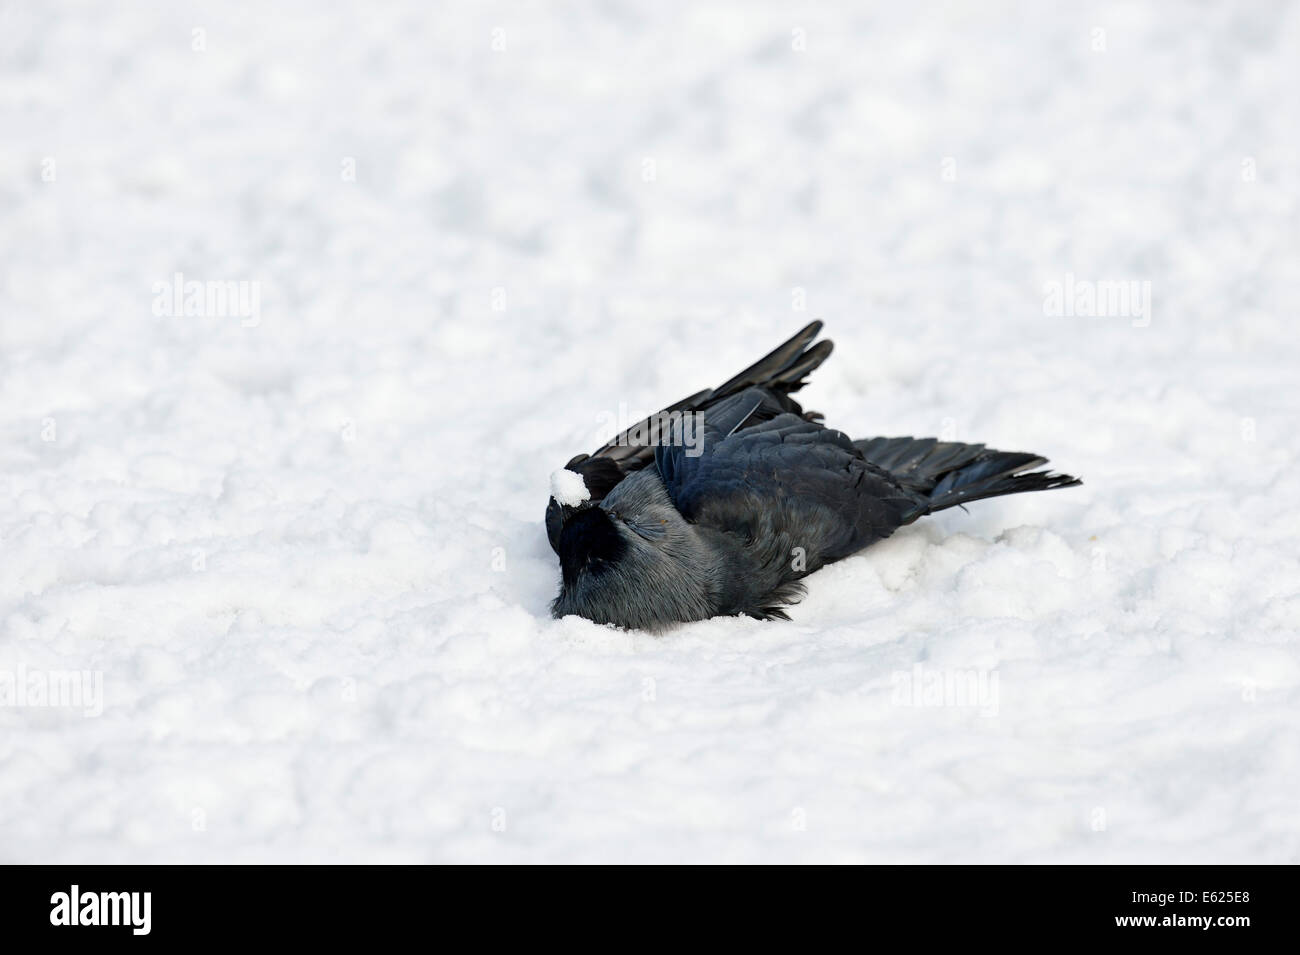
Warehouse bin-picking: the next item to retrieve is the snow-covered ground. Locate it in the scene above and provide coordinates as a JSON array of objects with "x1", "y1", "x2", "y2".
[{"x1": 2, "y1": 1, "x2": 1297, "y2": 863}]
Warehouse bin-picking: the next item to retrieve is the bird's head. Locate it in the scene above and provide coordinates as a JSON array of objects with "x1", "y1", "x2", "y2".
[{"x1": 549, "y1": 471, "x2": 715, "y2": 631}]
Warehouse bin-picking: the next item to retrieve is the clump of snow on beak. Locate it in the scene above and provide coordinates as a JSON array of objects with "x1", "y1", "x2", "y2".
[{"x1": 550, "y1": 468, "x2": 591, "y2": 507}]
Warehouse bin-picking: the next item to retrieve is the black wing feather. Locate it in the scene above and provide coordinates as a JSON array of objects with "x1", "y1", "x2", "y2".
[
  {"x1": 546, "y1": 323, "x2": 834, "y2": 553},
  {"x1": 659, "y1": 399, "x2": 922, "y2": 576}
]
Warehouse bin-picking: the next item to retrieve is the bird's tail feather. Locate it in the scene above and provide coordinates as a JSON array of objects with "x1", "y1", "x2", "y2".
[{"x1": 854, "y1": 435, "x2": 1081, "y2": 521}]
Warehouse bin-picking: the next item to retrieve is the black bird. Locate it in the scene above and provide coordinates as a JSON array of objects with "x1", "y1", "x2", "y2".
[{"x1": 546, "y1": 322, "x2": 1080, "y2": 631}]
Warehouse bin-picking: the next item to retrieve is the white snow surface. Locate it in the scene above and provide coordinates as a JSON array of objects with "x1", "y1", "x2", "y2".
[{"x1": 2, "y1": 1, "x2": 1298, "y2": 863}]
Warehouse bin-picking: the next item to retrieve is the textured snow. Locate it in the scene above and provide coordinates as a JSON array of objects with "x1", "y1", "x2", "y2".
[
  {"x1": 2, "y1": 1, "x2": 1298, "y2": 863},
  {"x1": 549, "y1": 468, "x2": 590, "y2": 508}
]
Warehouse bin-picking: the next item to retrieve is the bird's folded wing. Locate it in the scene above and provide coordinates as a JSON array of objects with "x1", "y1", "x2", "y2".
[{"x1": 657, "y1": 405, "x2": 921, "y2": 567}]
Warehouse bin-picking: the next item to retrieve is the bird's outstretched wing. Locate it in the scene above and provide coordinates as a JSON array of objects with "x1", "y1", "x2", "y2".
[
  {"x1": 656, "y1": 388, "x2": 924, "y2": 578},
  {"x1": 546, "y1": 322, "x2": 834, "y2": 553}
]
